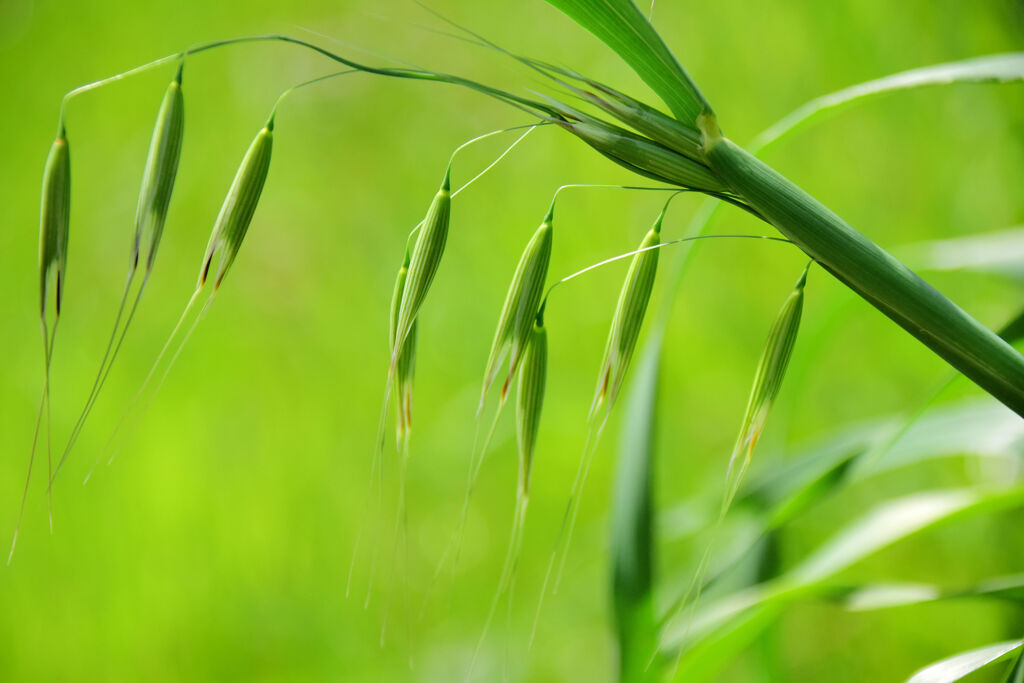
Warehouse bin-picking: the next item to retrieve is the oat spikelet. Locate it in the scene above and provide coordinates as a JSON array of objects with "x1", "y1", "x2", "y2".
[
  {"x1": 722, "y1": 264, "x2": 808, "y2": 513},
  {"x1": 479, "y1": 207, "x2": 553, "y2": 413}
]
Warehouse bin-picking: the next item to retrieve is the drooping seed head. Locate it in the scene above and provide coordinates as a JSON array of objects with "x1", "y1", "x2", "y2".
[
  {"x1": 736, "y1": 266, "x2": 808, "y2": 455},
  {"x1": 200, "y1": 122, "x2": 273, "y2": 289},
  {"x1": 479, "y1": 207, "x2": 553, "y2": 409},
  {"x1": 134, "y1": 64, "x2": 185, "y2": 273},
  {"x1": 590, "y1": 212, "x2": 662, "y2": 419},
  {"x1": 723, "y1": 264, "x2": 809, "y2": 511},
  {"x1": 39, "y1": 127, "x2": 71, "y2": 318},
  {"x1": 515, "y1": 313, "x2": 547, "y2": 496},
  {"x1": 392, "y1": 166, "x2": 451, "y2": 358}
]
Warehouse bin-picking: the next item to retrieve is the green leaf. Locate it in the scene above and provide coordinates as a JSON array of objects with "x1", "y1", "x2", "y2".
[
  {"x1": 543, "y1": 0, "x2": 709, "y2": 123},
  {"x1": 739, "y1": 399, "x2": 1024, "y2": 520},
  {"x1": 610, "y1": 336, "x2": 661, "y2": 681},
  {"x1": 840, "y1": 574, "x2": 1024, "y2": 612},
  {"x1": 906, "y1": 640, "x2": 1024, "y2": 683},
  {"x1": 752, "y1": 53, "x2": 1024, "y2": 154},
  {"x1": 661, "y1": 486, "x2": 1024, "y2": 680},
  {"x1": 898, "y1": 227, "x2": 1024, "y2": 282},
  {"x1": 1004, "y1": 646, "x2": 1024, "y2": 683}
]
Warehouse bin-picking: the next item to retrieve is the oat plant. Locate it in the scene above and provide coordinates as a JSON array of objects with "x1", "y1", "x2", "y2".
[{"x1": 14, "y1": 1, "x2": 1024, "y2": 681}]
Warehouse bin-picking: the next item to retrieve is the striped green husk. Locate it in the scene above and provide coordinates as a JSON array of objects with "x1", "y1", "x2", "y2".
[
  {"x1": 39, "y1": 130, "x2": 71, "y2": 317},
  {"x1": 705, "y1": 134, "x2": 1024, "y2": 417},
  {"x1": 393, "y1": 167, "x2": 451, "y2": 354},
  {"x1": 592, "y1": 214, "x2": 662, "y2": 417},
  {"x1": 134, "y1": 66, "x2": 184, "y2": 272},
  {"x1": 395, "y1": 321, "x2": 417, "y2": 440},
  {"x1": 201, "y1": 123, "x2": 273, "y2": 288},
  {"x1": 724, "y1": 266, "x2": 807, "y2": 510},
  {"x1": 480, "y1": 209, "x2": 553, "y2": 407},
  {"x1": 389, "y1": 252, "x2": 417, "y2": 442},
  {"x1": 559, "y1": 118, "x2": 726, "y2": 193},
  {"x1": 516, "y1": 318, "x2": 547, "y2": 495},
  {"x1": 583, "y1": 82, "x2": 703, "y2": 162}
]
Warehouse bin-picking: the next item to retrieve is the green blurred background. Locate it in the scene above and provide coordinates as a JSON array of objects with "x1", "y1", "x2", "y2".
[{"x1": 1, "y1": 0, "x2": 1022, "y2": 680}]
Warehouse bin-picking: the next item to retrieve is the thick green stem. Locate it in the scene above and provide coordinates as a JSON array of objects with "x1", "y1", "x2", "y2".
[{"x1": 705, "y1": 135, "x2": 1024, "y2": 418}]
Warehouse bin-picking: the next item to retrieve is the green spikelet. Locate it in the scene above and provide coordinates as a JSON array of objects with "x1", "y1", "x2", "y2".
[
  {"x1": 392, "y1": 166, "x2": 451, "y2": 359},
  {"x1": 200, "y1": 121, "x2": 274, "y2": 289},
  {"x1": 134, "y1": 64, "x2": 185, "y2": 273},
  {"x1": 39, "y1": 128, "x2": 71, "y2": 317},
  {"x1": 591, "y1": 211, "x2": 662, "y2": 420},
  {"x1": 480, "y1": 208, "x2": 553, "y2": 410},
  {"x1": 516, "y1": 313, "x2": 548, "y2": 496},
  {"x1": 389, "y1": 250, "x2": 418, "y2": 445},
  {"x1": 722, "y1": 264, "x2": 809, "y2": 512}
]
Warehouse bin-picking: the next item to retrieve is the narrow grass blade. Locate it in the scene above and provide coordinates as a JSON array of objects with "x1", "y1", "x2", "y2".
[
  {"x1": 543, "y1": 0, "x2": 711, "y2": 122},
  {"x1": 898, "y1": 226, "x2": 1024, "y2": 282},
  {"x1": 610, "y1": 336, "x2": 660, "y2": 681},
  {"x1": 906, "y1": 640, "x2": 1024, "y2": 683},
  {"x1": 662, "y1": 486, "x2": 1024, "y2": 679},
  {"x1": 840, "y1": 574, "x2": 1024, "y2": 612},
  {"x1": 753, "y1": 53, "x2": 1024, "y2": 154},
  {"x1": 1006, "y1": 645, "x2": 1024, "y2": 683}
]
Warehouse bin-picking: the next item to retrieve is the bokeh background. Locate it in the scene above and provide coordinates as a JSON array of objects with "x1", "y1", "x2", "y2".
[{"x1": 1, "y1": 0, "x2": 1022, "y2": 680}]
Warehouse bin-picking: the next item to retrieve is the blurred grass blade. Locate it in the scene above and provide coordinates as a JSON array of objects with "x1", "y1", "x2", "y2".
[
  {"x1": 1006, "y1": 646, "x2": 1024, "y2": 683},
  {"x1": 704, "y1": 133, "x2": 1024, "y2": 417},
  {"x1": 906, "y1": 640, "x2": 1024, "y2": 683},
  {"x1": 661, "y1": 486, "x2": 1024, "y2": 680},
  {"x1": 789, "y1": 490, "x2": 990, "y2": 585},
  {"x1": 738, "y1": 397, "x2": 1024, "y2": 520},
  {"x1": 898, "y1": 227, "x2": 1024, "y2": 282},
  {"x1": 543, "y1": 0, "x2": 710, "y2": 123},
  {"x1": 753, "y1": 53, "x2": 1024, "y2": 153},
  {"x1": 611, "y1": 337, "x2": 661, "y2": 681},
  {"x1": 841, "y1": 574, "x2": 1024, "y2": 612}
]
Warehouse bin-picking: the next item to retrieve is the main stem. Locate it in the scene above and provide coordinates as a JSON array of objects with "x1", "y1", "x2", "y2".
[{"x1": 703, "y1": 132, "x2": 1024, "y2": 417}]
